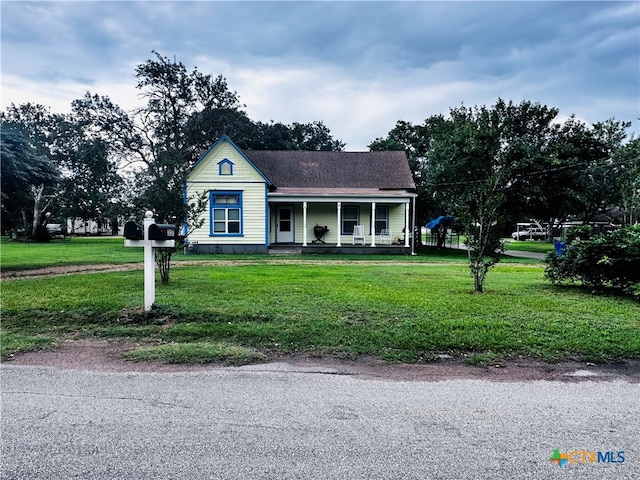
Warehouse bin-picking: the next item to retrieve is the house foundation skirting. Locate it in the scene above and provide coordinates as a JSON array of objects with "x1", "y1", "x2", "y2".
[
  {"x1": 273, "y1": 244, "x2": 411, "y2": 255},
  {"x1": 185, "y1": 243, "x2": 411, "y2": 255},
  {"x1": 302, "y1": 245, "x2": 411, "y2": 255},
  {"x1": 186, "y1": 244, "x2": 268, "y2": 254}
]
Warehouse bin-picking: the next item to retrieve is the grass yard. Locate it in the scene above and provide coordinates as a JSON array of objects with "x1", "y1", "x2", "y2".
[
  {"x1": 2, "y1": 241, "x2": 638, "y2": 365},
  {"x1": 0, "y1": 236, "x2": 540, "y2": 272},
  {"x1": 0, "y1": 236, "x2": 144, "y2": 270},
  {"x1": 504, "y1": 239, "x2": 555, "y2": 254}
]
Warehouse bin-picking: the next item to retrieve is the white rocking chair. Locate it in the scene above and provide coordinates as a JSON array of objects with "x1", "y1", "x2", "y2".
[
  {"x1": 352, "y1": 225, "x2": 366, "y2": 245},
  {"x1": 380, "y1": 229, "x2": 391, "y2": 245}
]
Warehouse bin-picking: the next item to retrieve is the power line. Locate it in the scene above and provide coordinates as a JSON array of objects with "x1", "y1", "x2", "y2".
[{"x1": 422, "y1": 156, "x2": 637, "y2": 187}]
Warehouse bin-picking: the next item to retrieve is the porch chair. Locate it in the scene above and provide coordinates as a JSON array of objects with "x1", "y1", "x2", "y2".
[
  {"x1": 380, "y1": 228, "x2": 391, "y2": 245},
  {"x1": 352, "y1": 225, "x2": 366, "y2": 245}
]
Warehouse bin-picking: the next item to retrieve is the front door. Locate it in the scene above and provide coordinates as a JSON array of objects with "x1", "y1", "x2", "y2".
[{"x1": 276, "y1": 206, "x2": 294, "y2": 243}]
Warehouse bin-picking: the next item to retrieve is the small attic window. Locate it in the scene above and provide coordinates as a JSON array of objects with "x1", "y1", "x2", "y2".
[{"x1": 218, "y1": 159, "x2": 234, "y2": 176}]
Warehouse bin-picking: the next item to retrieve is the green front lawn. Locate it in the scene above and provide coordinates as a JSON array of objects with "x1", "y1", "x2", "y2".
[
  {"x1": 0, "y1": 236, "x2": 143, "y2": 271},
  {"x1": 2, "y1": 260, "x2": 638, "y2": 365},
  {"x1": 1, "y1": 236, "x2": 541, "y2": 272}
]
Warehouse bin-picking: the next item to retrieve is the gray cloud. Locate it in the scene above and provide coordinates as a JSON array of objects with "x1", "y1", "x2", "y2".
[{"x1": 1, "y1": 1, "x2": 638, "y2": 150}]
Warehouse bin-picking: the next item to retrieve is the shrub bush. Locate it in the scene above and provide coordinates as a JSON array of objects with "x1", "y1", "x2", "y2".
[{"x1": 545, "y1": 225, "x2": 640, "y2": 299}]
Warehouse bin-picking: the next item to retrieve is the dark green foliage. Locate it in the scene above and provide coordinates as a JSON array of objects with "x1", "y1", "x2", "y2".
[
  {"x1": 615, "y1": 138, "x2": 640, "y2": 225},
  {"x1": 545, "y1": 225, "x2": 640, "y2": 299},
  {"x1": 0, "y1": 111, "x2": 61, "y2": 237},
  {"x1": 426, "y1": 100, "x2": 559, "y2": 291},
  {"x1": 248, "y1": 120, "x2": 345, "y2": 151},
  {"x1": 371, "y1": 98, "x2": 634, "y2": 292},
  {"x1": 57, "y1": 136, "x2": 124, "y2": 224},
  {"x1": 71, "y1": 51, "x2": 344, "y2": 229},
  {"x1": 32, "y1": 225, "x2": 50, "y2": 243}
]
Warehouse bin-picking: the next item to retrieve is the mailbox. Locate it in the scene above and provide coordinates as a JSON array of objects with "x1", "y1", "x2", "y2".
[
  {"x1": 148, "y1": 223, "x2": 177, "y2": 240},
  {"x1": 123, "y1": 220, "x2": 144, "y2": 240}
]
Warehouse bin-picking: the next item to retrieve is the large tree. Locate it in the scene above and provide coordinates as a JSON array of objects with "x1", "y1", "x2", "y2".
[
  {"x1": 0, "y1": 106, "x2": 61, "y2": 239},
  {"x1": 427, "y1": 100, "x2": 562, "y2": 291},
  {"x1": 369, "y1": 116, "x2": 448, "y2": 225},
  {"x1": 373, "y1": 106, "x2": 633, "y2": 235},
  {"x1": 541, "y1": 117, "x2": 631, "y2": 224},
  {"x1": 56, "y1": 135, "x2": 124, "y2": 231},
  {"x1": 73, "y1": 51, "x2": 344, "y2": 226},
  {"x1": 68, "y1": 51, "x2": 345, "y2": 280},
  {"x1": 372, "y1": 99, "x2": 635, "y2": 292},
  {"x1": 373, "y1": 99, "x2": 564, "y2": 291},
  {"x1": 614, "y1": 137, "x2": 640, "y2": 225}
]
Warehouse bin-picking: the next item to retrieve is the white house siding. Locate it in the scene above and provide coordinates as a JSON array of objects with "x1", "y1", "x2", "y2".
[
  {"x1": 186, "y1": 181, "x2": 267, "y2": 245},
  {"x1": 387, "y1": 204, "x2": 408, "y2": 243},
  {"x1": 186, "y1": 139, "x2": 269, "y2": 252},
  {"x1": 304, "y1": 204, "x2": 336, "y2": 244},
  {"x1": 189, "y1": 142, "x2": 266, "y2": 184}
]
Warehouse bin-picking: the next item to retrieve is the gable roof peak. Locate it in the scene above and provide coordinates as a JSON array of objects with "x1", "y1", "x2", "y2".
[{"x1": 189, "y1": 135, "x2": 273, "y2": 185}]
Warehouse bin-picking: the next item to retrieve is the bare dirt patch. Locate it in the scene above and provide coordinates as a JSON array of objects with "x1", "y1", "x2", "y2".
[
  {"x1": 5, "y1": 339, "x2": 639, "y2": 383},
  {"x1": 1, "y1": 258, "x2": 539, "y2": 282},
  {"x1": 1, "y1": 263, "x2": 144, "y2": 280}
]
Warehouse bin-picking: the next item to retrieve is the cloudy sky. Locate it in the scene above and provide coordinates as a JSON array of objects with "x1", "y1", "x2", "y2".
[{"x1": 2, "y1": 1, "x2": 638, "y2": 150}]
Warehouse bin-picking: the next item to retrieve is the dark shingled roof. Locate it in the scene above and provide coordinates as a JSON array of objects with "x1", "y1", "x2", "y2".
[{"x1": 243, "y1": 150, "x2": 415, "y2": 190}]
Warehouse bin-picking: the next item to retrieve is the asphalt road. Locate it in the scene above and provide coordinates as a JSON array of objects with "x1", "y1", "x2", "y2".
[{"x1": 2, "y1": 363, "x2": 638, "y2": 480}]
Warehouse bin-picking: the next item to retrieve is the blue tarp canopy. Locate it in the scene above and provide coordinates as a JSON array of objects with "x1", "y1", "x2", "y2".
[{"x1": 426, "y1": 215, "x2": 454, "y2": 230}]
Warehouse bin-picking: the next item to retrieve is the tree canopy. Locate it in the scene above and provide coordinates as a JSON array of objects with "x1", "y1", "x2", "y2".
[
  {"x1": 371, "y1": 98, "x2": 635, "y2": 291},
  {"x1": 69, "y1": 51, "x2": 345, "y2": 227},
  {"x1": 1, "y1": 108, "x2": 61, "y2": 237},
  {"x1": 1, "y1": 51, "x2": 345, "y2": 237}
]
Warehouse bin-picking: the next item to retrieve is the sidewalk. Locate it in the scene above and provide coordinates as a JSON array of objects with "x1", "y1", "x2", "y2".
[
  {"x1": 502, "y1": 249, "x2": 548, "y2": 261},
  {"x1": 452, "y1": 243, "x2": 548, "y2": 261}
]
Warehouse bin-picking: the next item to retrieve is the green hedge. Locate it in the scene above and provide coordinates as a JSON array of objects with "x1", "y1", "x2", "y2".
[{"x1": 545, "y1": 225, "x2": 640, "y2": 299}]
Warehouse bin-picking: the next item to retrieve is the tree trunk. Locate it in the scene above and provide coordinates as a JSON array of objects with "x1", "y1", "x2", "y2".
[
  {"x1": 31, "y1": 184, "x2": 45, "y2": 236},
  {"x1": 154, "y1": 247, "x2": 175, "y2": 284},
  {"x1": 470, "y1": 260, "x2": 487, "y2": 293},
  {"x1": 21, "y1": 210, "x2": 29, "y2": 238},
  {"x1": 474, "y1": 272, "x2": 484, "y2": 293}
]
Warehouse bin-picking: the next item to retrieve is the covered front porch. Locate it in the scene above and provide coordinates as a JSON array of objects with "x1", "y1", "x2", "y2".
[{"x1": 267, "y1": 191, "x2": 417, "y2": 254}]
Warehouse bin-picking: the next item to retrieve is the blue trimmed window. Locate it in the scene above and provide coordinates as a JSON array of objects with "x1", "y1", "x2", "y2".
[
  {"x1": 342, "y1": 205, "x2": 359, "y2": 234},
  {"x1": 210, "y1": 191, "x2": 242, "y2": 236},
  {"x1": 218, "y1": 159, "x2": 234, "y2": 176}
]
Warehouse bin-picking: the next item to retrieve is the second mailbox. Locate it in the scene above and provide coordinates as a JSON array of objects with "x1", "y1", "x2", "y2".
[
  {"x1": 148, "y1": 223, "x2": 177, "y2": 240},
  {"x1": 124, "y1": 220, "x2": 144, "y2": 240}
]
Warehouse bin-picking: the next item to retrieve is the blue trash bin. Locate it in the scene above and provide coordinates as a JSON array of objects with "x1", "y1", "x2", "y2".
[{"x1": 554, "y1": 240, "x2": 566, "y2": 257}]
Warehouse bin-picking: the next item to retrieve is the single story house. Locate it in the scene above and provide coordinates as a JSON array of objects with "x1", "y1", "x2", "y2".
[{"x1": 184, "y1": 135, "x2": 417, "y2": 254}]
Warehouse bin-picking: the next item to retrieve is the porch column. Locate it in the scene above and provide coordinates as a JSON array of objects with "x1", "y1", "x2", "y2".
[
  {"x1": 302, "y1": 201, "x2": 308, "y2": 247},
  {"x1": 404, "y1": 202, "x2": 410, "y2": 247},
  {"x1": 370, "y1": 202, "x2": 376, "y2": 247},
  {"x1": 411, "y1": 195, "x2": 417, "y2": 255},
  {"x1": 336, "y1": 202, "x2": 342, "y2": 247}
]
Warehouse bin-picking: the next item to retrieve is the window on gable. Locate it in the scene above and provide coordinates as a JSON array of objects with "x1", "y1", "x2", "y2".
[
  {"x1": 342, "y1": 205, "x2": 359, "y2": 234},
  {"x1": 218, "y1": 159, "x2": 234, "y2": 176},
  {"x1": 374, "y1": 206, "x2": 389, "y2": 234},
  {"x1": 210, "y1": 191, "x2": 242, "y2": 235}
]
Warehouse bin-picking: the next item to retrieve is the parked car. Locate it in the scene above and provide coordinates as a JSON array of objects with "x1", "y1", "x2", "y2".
[
  {"x1": 45, "y1": 224, "x2": 68, "y2": 237},
  {"x1": 511, "y1": 227, "x2": 546, "y2": 240}
]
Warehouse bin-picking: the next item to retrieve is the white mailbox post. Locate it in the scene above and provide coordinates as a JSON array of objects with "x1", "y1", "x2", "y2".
[{"x1": 124, "y1": 211, "x2": 176, "y2": 311}]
